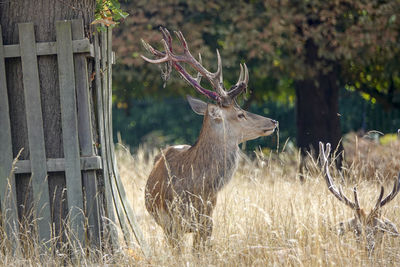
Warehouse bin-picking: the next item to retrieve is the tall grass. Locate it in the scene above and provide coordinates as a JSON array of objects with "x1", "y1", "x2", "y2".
[
  {"x1": 1, "y1": 134, "x2": 400, "y2": 266},
  {"x1": 117, "y1": 134, "x2": 400, "y2": 266}
]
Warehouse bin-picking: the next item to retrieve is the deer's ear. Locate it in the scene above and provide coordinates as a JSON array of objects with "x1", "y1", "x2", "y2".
[
  {"x1": 337, "y1": 218, "x2": 359, "y2": 236},
  {"x1": 187, "y1": 95, "x2": 207, "y2": 115},
  {"x1": 380, "y1": 218, "x2": 399, "y2": 235}
]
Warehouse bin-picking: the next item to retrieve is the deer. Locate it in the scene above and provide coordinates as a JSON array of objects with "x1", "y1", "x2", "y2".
[
  {"x1": 319, "y1": 142, "x2": 400, "y2": 256},
  {"x1": 141, "y1": 27, "x2": 278, "y2": 251}
]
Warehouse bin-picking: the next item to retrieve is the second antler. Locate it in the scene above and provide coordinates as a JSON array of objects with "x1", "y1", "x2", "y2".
[
  {"x1": 319, "y1": 142, "x2": 400, "y2": 212},
  {"x1": 319, "y1": 141, "x2": 400, "y2": 255}
]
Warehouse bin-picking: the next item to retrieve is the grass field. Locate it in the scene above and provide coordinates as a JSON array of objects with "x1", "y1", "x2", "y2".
[
  {"x1": 1, "y1": 134, "x2": 400, "y2": 266},
  {"x1": 116, "y1": 134, "x2": 400, "y2": 266}
]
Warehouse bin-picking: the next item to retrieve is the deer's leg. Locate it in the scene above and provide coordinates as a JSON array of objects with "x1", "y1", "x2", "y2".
[
  {"x1": 163, "y1": 214, "x2": 184, "y2": 254},
  {"x1": 193, "y1": 214, "x2": 213, "y2": 252},
  {"x1": 164, "y1": 224, "x2": 182, "y2": 253},
  {"x1": 193, "y1": 198, "x2": 215, "y2": 252},
  {"x1": 157, "y1": 209, "x2": 183, "y2": 253}
]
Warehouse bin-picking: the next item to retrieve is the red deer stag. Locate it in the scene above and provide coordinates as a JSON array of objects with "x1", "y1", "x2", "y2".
[
  {"x1": 141, "y1": 27, "x2": 278, "y2": 251},
  {"x1": 319, "y1": 142, "x2": 399, "y2": 256}
]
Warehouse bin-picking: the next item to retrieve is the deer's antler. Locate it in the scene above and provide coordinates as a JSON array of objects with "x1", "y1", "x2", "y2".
[
  {"x1": 370, "y1": 172, "x2": 400, "y2": 215},
  {"x1": 319, "y1": 142, "x2": 360, "y2": 210},
  {"x1": 141, "y1": 27, "x2": 248, "y2": 106}
]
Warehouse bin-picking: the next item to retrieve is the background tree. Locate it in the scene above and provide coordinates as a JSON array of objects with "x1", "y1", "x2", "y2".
[{"x1": 112, "y1": 0, "x2": 400, "y2": 157}]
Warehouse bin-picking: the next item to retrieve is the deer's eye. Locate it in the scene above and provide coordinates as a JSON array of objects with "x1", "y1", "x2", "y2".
[{"x1": 237, "y1": 113, "x2": 245, "y2": 119}]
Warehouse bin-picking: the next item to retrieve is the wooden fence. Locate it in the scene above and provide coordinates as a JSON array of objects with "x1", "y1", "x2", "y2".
[{"x1": 0, "y1": 20, "x2": 149, "y2": 257}]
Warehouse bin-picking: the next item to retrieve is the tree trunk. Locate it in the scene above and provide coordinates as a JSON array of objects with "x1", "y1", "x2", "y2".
[
  {"x1": 295, "y1": 40, "x2": 343, "y2": 176},
  {"x1": 0, "y1": 0, "x2": 95, "y2": 240}
]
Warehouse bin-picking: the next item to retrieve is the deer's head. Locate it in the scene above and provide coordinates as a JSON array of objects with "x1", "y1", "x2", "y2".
[
  {"x1": 141, "y1": 27, "x2": 277, "y2": 144},
  {"x1": 319, "y1": 142, "x2": 400, "y2": 255}
]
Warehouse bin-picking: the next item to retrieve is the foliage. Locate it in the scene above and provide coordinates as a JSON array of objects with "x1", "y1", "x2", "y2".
[
  {"x1": 339, "y1": 88, "x2": 400, "y2": 135},
  {"x1": 112, "y1": 0, "x2": 400, "y2": 108},
  {"x1": 380, "y1": 133, "x2": 398, "y2": 145},
  {"x1": 111, "y1": 0, "x2": 292, "y2": 108},
  {"x1": 94, "y1": 0, "x2": 128, "y2": 27}
]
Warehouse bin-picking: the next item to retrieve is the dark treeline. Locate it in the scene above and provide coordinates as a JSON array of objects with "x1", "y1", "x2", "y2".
[{"x1": 113, "y1": 89, "x2": 400, "y2": 152}]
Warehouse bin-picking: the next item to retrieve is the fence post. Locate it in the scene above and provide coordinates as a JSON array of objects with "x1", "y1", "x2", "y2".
[
  {"x1": 55, "y1": 20, "x2": 85, "y2": 246},
  {"x1": 0, "y1": 25, "x2": 20, "y2": 251},
  {"x1": 71, "y1": 19, "x2": 101, "y2": 249},
  {"x1": 18, "y1": 22, "x2": 52, "y2": 244}
]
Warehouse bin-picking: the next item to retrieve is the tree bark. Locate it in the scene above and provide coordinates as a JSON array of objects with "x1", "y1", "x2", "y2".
[
  {"x1": 0, "y1": 0, "x2": 95, "y2": 240},
  {"x1": 295, "y1": 40, "x2": 343, "y2": 175}
]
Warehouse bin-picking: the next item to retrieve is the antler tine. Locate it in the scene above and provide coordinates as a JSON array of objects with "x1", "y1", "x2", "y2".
[
  {"x1": 141, "y1": 39, "x2": 164, "y2": 58},
  {"x1": 234, "y1": 63, "x2": 249, "y2": 85},
  {"x1": 226, "y1": 63, "x2": 250, "y2": 100},
  {"x1": 195, "y1": 53, "x2": 203, "y2": 84},
  {"x1": 237, "y1": 64, "x2": 244, "y2": 84},
  {"x1": 210, "y1": 49, "x2": 225, "y2": 96},
  {"x1": 373, "y1": 186, "x2": 385, "y2": 211},
  {"x1": 380, "y1": 172, "x2": 400, "y2": 207},
  {"x1": 319, "y1": 142, "x2": 357, "y2": 210},
  {"x1": 325, "y1": 142, "x2": 331, "y2": 158},
  {"x1": 174, "y1": 30, "x2": 190, "y2": 52},
  {"x1": 244, "y1": 63, "x2": 249, "y2": 84},
  {"x1": 160, "y1": 27, "x2": 173, "y2": 48},
  {"x1": 141, "y1": 39, "x2": 172, "y2": 64},
  {"x1": 215, "y1": 49, "x2": 223, "y2": 84},
  {"x1": 337, "y1": 184, "x2": 357, "y2": 209},
  {"x1": 318, "y1": 141, "x2": 331, "y2": 164},
  {"x1": 141, "y1": 26, "x2": 173, "y2": 61}
]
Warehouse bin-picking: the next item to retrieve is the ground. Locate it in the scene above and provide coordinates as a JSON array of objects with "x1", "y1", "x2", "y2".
[
  {"x1": 2, "y1": 134, "x2": 400, "y2": 266},
  {"x1": 115, "y1": 134, "x2": 400, "y2": 266}
]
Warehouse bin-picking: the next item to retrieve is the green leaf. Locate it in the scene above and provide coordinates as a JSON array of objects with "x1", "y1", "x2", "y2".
[{"x1": 388, "y1": 14, "x2": 397, "y2": 25}]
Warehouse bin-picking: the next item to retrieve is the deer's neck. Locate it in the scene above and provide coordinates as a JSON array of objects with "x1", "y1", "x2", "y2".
[{"x1": 188, "y1": 117, "x2": 239, "y2": 191}]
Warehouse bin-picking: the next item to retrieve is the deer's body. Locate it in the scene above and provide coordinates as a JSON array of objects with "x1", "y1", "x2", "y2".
[
  {"x1": 145, "y1": 99, "x2": 276, "y2": 249},
  {"x1": 145, "y1": 115, "x2": 239, "y2": 247},
  {"x1": 337, "y1": 214, "x2": 399, "y2": 252},
  {"x1": 141, "y1": 28, "x2": 277, "y2": 250}
]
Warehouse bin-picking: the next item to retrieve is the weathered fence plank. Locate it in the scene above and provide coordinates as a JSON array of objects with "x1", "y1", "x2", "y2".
[
  {"x1": 4, "y1": 39, "x2": 93, "y2": 58},
  {"x1": 97, "y1": 30, "x2": 119, "y2": 248},
  {"x1": 0, "y1": 25, "x2": 20, "y2": 249},
  {"x1": 55, "y1": 20, "x2": 85, "y2": 245},
  {"x1": 18, "y1": 23, "x2": 52, "y2": 243},
  {"x1": 14, "y1": 156, "x2": 102, "y2": 174},
  {"x1": 105, "y1": 27, "x2": 150, "y2": 257},
  {"x1": 71, "y1": 19, "x2": 101, "y2": 248},
  {"x1": 102, "y1": 28, "x2": 133, "y2": 246}
]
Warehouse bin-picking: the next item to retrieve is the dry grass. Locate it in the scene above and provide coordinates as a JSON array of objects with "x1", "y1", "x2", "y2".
[
  {"x1": 1, "y1": 136, "x2": 400, "y2": 266},
  {"x1": 115, "y1": 137, "x2": 400, "y2": 266},
  {"x1": 343, "y1": 132, "x2": 400, "y2": 182}
]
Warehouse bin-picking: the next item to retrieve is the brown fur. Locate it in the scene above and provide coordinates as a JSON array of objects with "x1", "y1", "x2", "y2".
[{"x1": 145, "y1": 100, "x2": 277, "y2": 251}]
